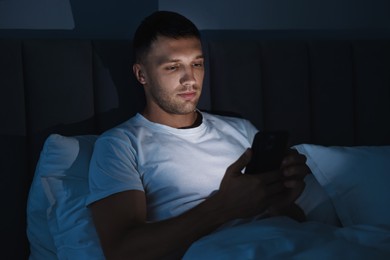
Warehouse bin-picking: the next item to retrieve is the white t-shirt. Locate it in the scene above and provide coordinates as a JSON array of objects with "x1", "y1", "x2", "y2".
[{"x1": 87, "y1": 111, "x2": 258, "y2": 222}]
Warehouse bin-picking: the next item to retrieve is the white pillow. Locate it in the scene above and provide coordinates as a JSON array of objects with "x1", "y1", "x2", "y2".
[
  {"x1": 295, "y1": 144, "x2": 390, "y2": 227},
  {"x1": 295, "y1": 173, "x2": 341, "y2": 226},
  {"x1": 27, "y1": 162, "x2": 57, "y2": 260},
  {"x1": 33, "y1": 134, "x2": 104, "y2": 259}
]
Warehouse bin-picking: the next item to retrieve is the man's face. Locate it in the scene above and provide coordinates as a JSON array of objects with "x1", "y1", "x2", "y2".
[{"x1": 136, "y1": 36, "x2": 204, "y2": 115}]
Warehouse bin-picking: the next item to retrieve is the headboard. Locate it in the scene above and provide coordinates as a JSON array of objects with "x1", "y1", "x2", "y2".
[{"x1": 1, "y1": 37, "x2": 389, "y2": 258}]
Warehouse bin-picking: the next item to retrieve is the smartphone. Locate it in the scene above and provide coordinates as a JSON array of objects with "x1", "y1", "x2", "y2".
[{"x1": 245, "y1": 131, "x2": 289, "y2": 174}]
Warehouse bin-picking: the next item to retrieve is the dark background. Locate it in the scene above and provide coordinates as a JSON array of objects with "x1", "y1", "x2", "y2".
[{"x1": 1, "y1": 0, "x2": 390, "y2": 39}]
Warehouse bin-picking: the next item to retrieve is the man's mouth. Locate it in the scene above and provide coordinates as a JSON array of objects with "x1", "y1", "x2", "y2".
[{"x1": 177, "y1": 91, "x2": 197, "y2": 101}]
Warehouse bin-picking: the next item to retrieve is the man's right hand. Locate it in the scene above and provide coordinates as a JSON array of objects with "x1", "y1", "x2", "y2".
[{"x1": 215, "y1": 148, "x2": 287, "y2": 220}]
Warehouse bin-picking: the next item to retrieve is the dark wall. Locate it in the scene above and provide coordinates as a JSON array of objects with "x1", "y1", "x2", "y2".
[
  {"x1": 2, "y1": 1, "x2": 390, "y2": 39},
  {"x1": 159, "y1": 0, "x2": 390, "y2": 30},
  {"x1": 0, "y1": 1, "x2": 158, "y2": 39}
]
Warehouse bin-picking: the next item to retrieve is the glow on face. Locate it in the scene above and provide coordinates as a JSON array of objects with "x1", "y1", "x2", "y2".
[{"x1": 142, "y1": 36, "x2": 204, "y2": 115}]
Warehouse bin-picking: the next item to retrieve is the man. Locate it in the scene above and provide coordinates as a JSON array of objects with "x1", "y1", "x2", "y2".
[{"x1": 87, "y1": 11, "x2": 309, "y2": 259}]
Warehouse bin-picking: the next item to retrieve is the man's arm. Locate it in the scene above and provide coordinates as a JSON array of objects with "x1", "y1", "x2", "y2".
[
  {"x1": 90, "y1": 149, "x2": 289, "y2": 259},
  {"x1": 90, "y1": 189, "x2": 237, "y2": 259}
]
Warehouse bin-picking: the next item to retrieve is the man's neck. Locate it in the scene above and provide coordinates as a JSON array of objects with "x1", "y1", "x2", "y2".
[{"x1": 142, "y1": 109, "x2": 200, "y2": 129}]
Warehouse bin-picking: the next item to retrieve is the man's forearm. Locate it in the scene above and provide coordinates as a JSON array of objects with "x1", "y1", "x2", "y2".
[{"x1": 110, "y1": 194, "x2": 230, "y2": 259}]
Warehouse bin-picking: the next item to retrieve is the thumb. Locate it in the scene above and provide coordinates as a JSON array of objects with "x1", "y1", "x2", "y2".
[{"x1": 226, "y1": 148, "x2": 252, "y2": 176}]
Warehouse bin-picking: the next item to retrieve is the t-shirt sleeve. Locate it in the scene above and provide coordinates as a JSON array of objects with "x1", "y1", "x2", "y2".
[{"x1": 86, "y1": 135, "x2": 144, "y2": 206}]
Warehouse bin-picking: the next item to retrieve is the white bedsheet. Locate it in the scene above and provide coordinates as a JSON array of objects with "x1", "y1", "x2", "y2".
[{"x1": 184, "y1": 217, "x2": 390, "y2": 259}]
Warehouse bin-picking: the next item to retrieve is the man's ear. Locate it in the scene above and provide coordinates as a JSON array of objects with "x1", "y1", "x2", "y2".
[{"x1": 133, "y1": 64, "x2": 146, "y2": 85}]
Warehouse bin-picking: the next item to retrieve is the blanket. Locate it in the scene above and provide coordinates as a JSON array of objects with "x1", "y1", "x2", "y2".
[{"x1": 184, "y1": 217, "x2": 390, "y2": 259}]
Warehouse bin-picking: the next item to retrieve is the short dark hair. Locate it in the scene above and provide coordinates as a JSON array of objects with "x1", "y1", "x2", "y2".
[{"x1": 133, "y1": 11, "x2": 201, "y2": 63}]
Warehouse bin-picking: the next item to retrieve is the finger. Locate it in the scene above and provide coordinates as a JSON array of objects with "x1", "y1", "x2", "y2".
[
  {"x1": 226, "y1": 148, "x2": 252, "y2": 175},
  {"x1": 281, "y1": 149, "x2": 307, "y2": 167},
  {"x1": 284, "y1": 179, "x2": 305, "y2": 189},
  {"x1": 269, "y1": 181, "x2": 305, "y2": 210},
  {"x1": 282, "y1": 165, "x2": 311, "y2": 178},
  {"x1": 284, "y1": 181, "x2": 306, "y2": 202}
]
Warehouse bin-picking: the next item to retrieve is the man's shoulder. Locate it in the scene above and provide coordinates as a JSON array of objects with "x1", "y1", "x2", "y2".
[
  {"x1": 97, "y1": 114, "x2": 143, "y2": 143},
  {"x1": 202, "y1": 110, "x2": 252, "y2": 128}
]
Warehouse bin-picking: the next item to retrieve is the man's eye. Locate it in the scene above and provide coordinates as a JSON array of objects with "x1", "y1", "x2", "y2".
[
  {"x1": 166, "y1": 65, "x2": 179, "y2": 71},
  {"x1": 193, "y1": 62, "x2": 203, "y2": 67}
]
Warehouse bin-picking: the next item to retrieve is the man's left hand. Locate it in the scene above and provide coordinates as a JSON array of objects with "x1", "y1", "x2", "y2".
[{"x1": 268, "y1": 149, "x2": 311, "y2": 220}]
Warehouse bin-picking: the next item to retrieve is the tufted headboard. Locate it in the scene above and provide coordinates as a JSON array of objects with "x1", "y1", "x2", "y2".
[{"x1": 1, "y1": 37, "x2": 389, "y2": 258}]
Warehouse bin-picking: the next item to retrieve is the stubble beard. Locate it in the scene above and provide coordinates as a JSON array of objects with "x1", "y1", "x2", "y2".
[{"x1": 150, "y1": 85, "x2": 200, "y2": 115}]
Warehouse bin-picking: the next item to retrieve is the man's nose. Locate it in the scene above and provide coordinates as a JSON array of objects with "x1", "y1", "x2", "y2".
[{"x1": 180, "y1": 66, "x2": 196, "y2": 86}]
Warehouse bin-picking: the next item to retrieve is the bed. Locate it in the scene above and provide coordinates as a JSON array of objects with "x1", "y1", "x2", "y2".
[
  {"x1": 28, "y1": 134, "x2": 390, "y2": 259},
  {"x1": 1, "y1": 34, "x2": 390, "y2": 258}
]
